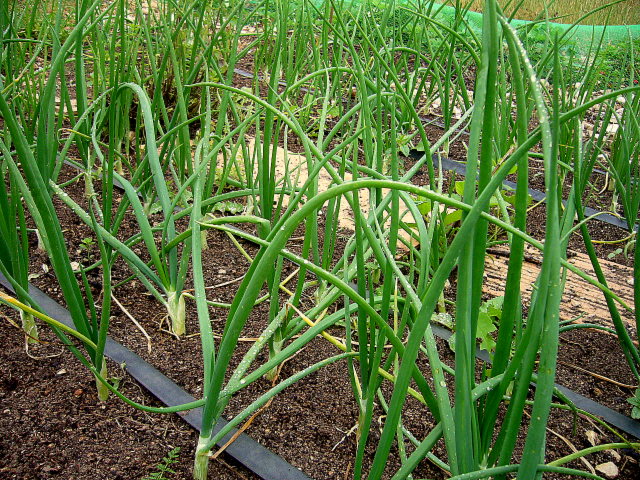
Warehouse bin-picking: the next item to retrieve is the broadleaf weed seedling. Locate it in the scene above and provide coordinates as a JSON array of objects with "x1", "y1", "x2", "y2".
[{"x1": 3, "y1": 1, "x2": 640, "y2": 479}]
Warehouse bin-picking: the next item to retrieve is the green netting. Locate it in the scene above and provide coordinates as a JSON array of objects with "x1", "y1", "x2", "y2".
[
  {"x1": 423, "y1": 1, "x2": 640, "y2": 44},
  {"x1": 306, "y1": 0, "x2": 640, "y2": 52}
]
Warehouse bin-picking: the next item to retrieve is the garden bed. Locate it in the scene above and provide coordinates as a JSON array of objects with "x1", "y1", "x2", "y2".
[
  {"x1": 2, "y1": 144, "x2": 639, "y2": 479},
  {"x1": 3, "y1": 1, "x2": 640, "y2": 479}
]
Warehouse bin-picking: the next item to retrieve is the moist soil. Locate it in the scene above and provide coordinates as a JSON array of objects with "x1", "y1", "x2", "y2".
[
  {"x1": 2, "y1": 44, "x2": 640, "y2": 478},
  {"x1": 2, "y1": 161, "x2": 640, "y2": 480}
]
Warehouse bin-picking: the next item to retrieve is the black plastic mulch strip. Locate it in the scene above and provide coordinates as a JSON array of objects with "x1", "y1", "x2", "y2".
[
  {"x1": 411, "y1": 151, "x2": 633, "y2": 231},
  {"x1": 0, "y1": 273, "x2": 311, "y2": 480}
]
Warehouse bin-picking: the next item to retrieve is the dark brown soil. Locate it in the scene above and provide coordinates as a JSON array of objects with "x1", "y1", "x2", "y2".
[
  {"x1": 2, "y1": 163, "x2": 640, "y2": 480},
  {"x1": 0, "y1": 324, "x2": 256, "y2": 480},
  {"x1": 2, "y1": 31, "x2": 640, "y2": 480}
]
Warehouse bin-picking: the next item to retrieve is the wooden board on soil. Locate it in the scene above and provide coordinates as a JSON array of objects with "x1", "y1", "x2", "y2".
[{"x1": 484, "y1": 245, "x2": 636, "y2": 332}]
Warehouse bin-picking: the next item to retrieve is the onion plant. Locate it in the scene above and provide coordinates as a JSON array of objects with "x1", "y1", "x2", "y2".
[
  {"x1": 0, "y1": 108, "x2": 115, "y2": 402},
  {"x1": 4, "y1": 1, "x2": 640, "y2": 479},
  {"x1": 608, "y1": 92, "x2": 640, "y2": 234},
  {"x1": 0, "y1": 0, "x2": 121, "y2": 400},
  {"x1": 0, "y1": 151, "x2": 38, "y2": 343},
  {"x1": 572, "y1": 70, "x2": 640, "y2": 408},
  {"x1": 41, "y1": 0, "x2": 264, "y2": 336},
  {"x1": 536, "y1": 18, "x2": 640, "y2": 403},
  {"x1": 189, "y1": 1, "x2": 640, "y2": 478}
]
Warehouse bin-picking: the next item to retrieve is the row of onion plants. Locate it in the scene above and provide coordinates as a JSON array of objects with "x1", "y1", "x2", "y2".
[{"x1": 1, "y1": 0, "x2": 639, "y2": 478}]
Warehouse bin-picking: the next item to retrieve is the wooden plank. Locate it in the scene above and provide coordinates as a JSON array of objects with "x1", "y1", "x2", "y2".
[{"x1": 483, "y1": 246, "x2": 636, "y2": 331}]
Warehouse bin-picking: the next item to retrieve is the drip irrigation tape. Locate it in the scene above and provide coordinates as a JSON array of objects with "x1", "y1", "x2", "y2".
[
  {"x1": 429, "y1": 321, "x2": 640, "y2": 440},
  {"x1": 345, "y1": 283, "x2": 640, "y2": 439},
  {"x1": 0, "y1": 273, "x2": 312, "y2": 480},
  {"x1": 409, "y1": 149, "x2": 634, "y2": 231},
  {"x1": 232, "y1": 66, "x2": 626, "y2": 229}
]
